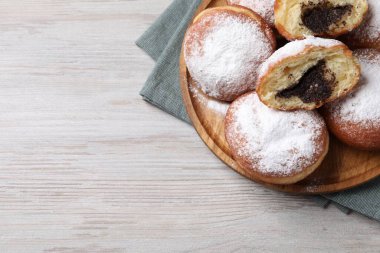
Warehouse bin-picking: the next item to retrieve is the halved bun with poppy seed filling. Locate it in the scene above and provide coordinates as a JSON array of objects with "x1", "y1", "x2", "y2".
[
  {"x1": 275, "y1": 0, "x2": 368, "y2": 40},
  {"x1": 257, "y1": 37, "x2": 360, "y2": 111}
]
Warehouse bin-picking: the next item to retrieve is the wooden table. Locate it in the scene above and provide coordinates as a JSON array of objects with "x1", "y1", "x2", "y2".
[{"x1": 0, "y1": 1, "x2": 378, "y2": 252}]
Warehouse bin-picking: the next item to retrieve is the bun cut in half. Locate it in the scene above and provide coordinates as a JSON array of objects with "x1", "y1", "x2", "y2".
[
  {"x1": 275, "y1": 0, "x2": 368, "y2": 40},
  {"x1": 257, "y1": 37, "x2": 360, "y2": 111}
]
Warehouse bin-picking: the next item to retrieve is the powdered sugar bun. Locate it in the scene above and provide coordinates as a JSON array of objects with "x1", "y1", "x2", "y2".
[
  {"x1": 322, "y1": 49, "x2": 380, "y2": 150},
  {"x1": 225, "y1": 92, "x2": 329, "y2": 185},
  {"x1": 342, "y1": 0, "x2": 380, "y2": 50},
  {"x1": 257, "y1": 37, "x2": 360, "y2": 111},
  {"x1": 184, "y1": 6, "x2": 276, "y2": 102},
  {"x1": 227, "y1": 0, "x2": 275, "y2": 26}
]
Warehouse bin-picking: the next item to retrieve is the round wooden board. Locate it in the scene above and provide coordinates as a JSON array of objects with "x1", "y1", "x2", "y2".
[{"x1": 180, "y1": 0, "x2": 380, "y2": 194}]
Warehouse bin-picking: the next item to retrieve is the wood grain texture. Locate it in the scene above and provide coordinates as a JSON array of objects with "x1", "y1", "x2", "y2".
[
  {"x1": 0, "y1": 0, "x2": 378, "y2": 252},
  {"x1": 180, "y1": 0, "x2": 380, "y2": 194}
]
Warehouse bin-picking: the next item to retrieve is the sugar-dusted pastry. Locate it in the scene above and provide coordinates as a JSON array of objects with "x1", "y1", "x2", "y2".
[
  {"x1": 225, "y1": 92, "x2": 329, "y2": 185},
  {"x1": 227, "y1": 0, "x2": 275, "y2": 26},
  {"x1": 322, "y1": 49, "x2": 380, "y2": 150},
  {"x1": 184, "y1": 6, "x2": 276, "y2": 102},
  {"x1": 275, "y1": 0, "x2": 368, "y2": 40},
  {"x1": 257, "y1": 37, "x2": 360, "y2": 110}
]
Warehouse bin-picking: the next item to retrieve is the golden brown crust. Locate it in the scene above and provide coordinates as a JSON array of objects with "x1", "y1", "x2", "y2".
[
  {"x1": 184, "y1": 6, "x2": 276, "y2": 102},
  {"x1": 321, "y1": 109, "x2": 380, "y2": 150},
  {"x1": 274, "y1": 0, "x2": 369, "y2": 40},
  {"x1": 256, "y1": 43, "x2": 361, "y2": 111},
  {"x1": 225, "y1": 92, "x2": 330, "y2": 185}
]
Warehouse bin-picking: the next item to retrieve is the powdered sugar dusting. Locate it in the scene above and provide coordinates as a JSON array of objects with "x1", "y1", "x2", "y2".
[
  {"x1": 228, "y1": 0, "x2": 275, "y2": 26},
  {"x1": 352, "y1": 0, "x2": 380, "y2": 41},
  {"x1": 207, "y1": 100, "x2": 230, "y2": 115},
  {"x1": 259, "y1": 37, "x2": 343, "y2": 78},
  {"x1": 184, "y1": 10, "x2": 274, "y2": 100},
  {"x1": 190, "y1": 84, "x2": 230, "y2": 115},
  {"x1": 227, "y1": 93, "x2": 324, "y2": 176},
  {"x1": 328, "y1": 49, "x2": 380, "y2": 128}
]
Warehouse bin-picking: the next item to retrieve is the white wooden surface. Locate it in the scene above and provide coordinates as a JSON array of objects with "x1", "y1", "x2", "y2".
[{"x1": 0, "y1": 1, "x2": 378, "y2": 252}]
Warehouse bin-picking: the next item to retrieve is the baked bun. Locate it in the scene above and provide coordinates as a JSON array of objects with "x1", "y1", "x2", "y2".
[
  {"x1": 322, "y1": 49, "x2": 380, "y2": 150},
  {"x1": 342, "y1": 0, "x2": 380, "y2": 50},
  {"x1": 257, "y1": 37, "x2": 360, "y2": 111},
  {"x1": 227, "y1": 0, "x2": 275, "y2": 26},
  {"x1": 274, "y1": 0, "x2": 368, "y2": 40},
  {"x1": 225, "y1": 92, "x2": 329, "y2": 185},
  {"x1": 183, "y1": 6, "x2": 276, "y2": 102}
]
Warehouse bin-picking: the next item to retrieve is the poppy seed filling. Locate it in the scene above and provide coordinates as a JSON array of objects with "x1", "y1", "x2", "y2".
[
  {"x1": 301, "y1": 2, "x2": 353, "y2": 34},
  {"x1": 277, "y1": 60, "x2": 336, "y2": 104}
]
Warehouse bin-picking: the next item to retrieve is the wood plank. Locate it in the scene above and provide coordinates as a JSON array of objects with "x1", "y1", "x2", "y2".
[{"x1": 0, "y1": 0, "x2": 378, "y2": 252}]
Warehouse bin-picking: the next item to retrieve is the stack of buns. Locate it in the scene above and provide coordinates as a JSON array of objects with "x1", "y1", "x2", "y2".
[{"x1": 183, "y1": 0, "x2": 379, "y2": 185}]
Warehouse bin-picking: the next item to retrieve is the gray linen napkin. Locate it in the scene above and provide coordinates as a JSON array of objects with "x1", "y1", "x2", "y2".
[{"x1": 136, "y1": 0, "x2": 380, "y2": 221}]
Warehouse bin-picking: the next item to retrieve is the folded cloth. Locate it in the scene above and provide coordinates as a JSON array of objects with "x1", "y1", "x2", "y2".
[{"x1": 136, "y1": 0, "x2": 380, "y2": 221}]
